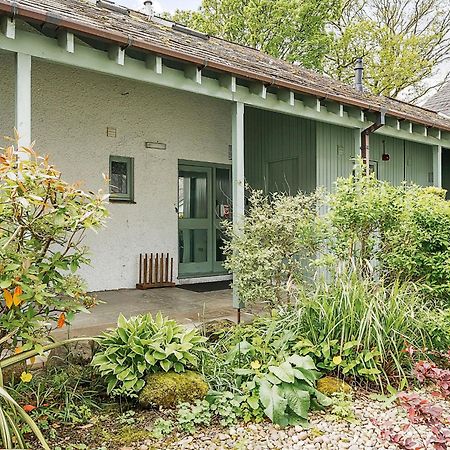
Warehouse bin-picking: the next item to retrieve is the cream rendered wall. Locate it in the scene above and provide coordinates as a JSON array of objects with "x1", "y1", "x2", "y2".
[{"x1": 0, "y1": 52, "x2": 232, "y2": 291}]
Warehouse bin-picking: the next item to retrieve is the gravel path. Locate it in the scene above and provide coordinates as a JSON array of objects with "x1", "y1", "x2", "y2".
[{"x1": 127, "y1": 392, "x2": 450, "y2": 450}]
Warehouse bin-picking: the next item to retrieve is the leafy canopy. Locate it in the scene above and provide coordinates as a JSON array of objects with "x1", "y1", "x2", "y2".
[
  {"x1": 170, "y1": 0, "x2": 341, "y2": 69},
  {"x1": 325, "y1": 0, "x2": 450, "y2": 100}
]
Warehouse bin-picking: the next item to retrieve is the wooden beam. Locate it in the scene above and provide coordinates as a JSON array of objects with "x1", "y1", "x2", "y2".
[
  {"x1": 303, "y1": 96, "x2": 321, "y2": 112},
  {"x1": 0, "y1": 16, "x2": 15, "y2": 39},
  {"x1": 249, "y1": 82, "x2": 267, "y2": 99},
  {"x1": 326, "y1": 102, "x2": 344, "y2": 117},
  {"x1": 145, "y1": 54, "x2": 163, "y2": 74},
  {"x1": 232, "y1": 102, "x2": 245, "y2": 309},
  {"x1": 277, "y1": 89, "x2": 294, "y2": 106},
  {"x1": 345, "y1": 106, "x2": 365, "y2": 123},
  {"x1": 184, "y1": 65, "x2": 202, "y2": 84},
  {"x1": 15, "y1": 52, "x2": 32, "y2": 151},
  {"x1": 219, "y1": 74, "x2": 236, "y2": 93},
  {"x1": 433, "y1": 145, "x2": 442, "y2": 188},
  {"x1": 428, "y1": 128, "x2": 441, "y2": 140},
  {"x1": 108, "y1": 45, "x2": 125, "y2": 65},
  {"x1": 57, "y1": 30, "x2": 74, "y2": 53}
]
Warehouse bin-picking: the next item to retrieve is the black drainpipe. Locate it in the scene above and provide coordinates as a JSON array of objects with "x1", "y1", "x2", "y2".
[{"x1": 361, "y1": 109, "x2": 386, "y2": 173}]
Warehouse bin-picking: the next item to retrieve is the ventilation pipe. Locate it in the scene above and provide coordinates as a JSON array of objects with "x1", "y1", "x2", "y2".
[{"x1": 355, "y1": 57, "x2": 364, "y2": 92}]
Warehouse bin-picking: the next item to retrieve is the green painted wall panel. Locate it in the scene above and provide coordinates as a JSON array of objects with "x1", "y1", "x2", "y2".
[
  {"x1": 316, "y1": 122, "x2": 356, "y2": 192},
  {"x1": 370, "y1": 133, "x2": 433, "y2": 186},
  {"x1": 244, "y1": 107, "x2": 316, "y2": 194}
]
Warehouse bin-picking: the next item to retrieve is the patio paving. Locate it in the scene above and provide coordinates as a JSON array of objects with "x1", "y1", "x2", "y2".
[{"x1": 56, "y1": 287, "x2": 242, "y2": 337}]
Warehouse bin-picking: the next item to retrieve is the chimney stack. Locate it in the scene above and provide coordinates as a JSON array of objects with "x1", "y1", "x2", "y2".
[
  {"x1": 143, "y1": 0, "x2": 154, "y2": 18},
  {"x1": 354, "y1": 57, "x2": 363, "y2": 92}
]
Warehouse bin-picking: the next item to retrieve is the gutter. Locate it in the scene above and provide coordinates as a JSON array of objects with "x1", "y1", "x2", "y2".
[
  {"x1": 0, "y1": 1, "x2": 448, "y2": 132},
  {"x1": 361, "y1": 109, "x2": 386, "y2": 171}
]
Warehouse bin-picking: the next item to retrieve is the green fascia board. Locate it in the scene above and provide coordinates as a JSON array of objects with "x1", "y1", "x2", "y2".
[{"x1": 1, "y1": 28, "x2": 449, "y2": 147}]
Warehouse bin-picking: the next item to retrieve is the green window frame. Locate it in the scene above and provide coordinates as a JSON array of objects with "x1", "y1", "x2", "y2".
[{"x1": 109, "y1": 155, "x2": 134, "y2": 202}]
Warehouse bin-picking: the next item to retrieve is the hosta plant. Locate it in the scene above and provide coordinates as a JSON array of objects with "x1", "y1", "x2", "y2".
[{"x1": 92, "y1": 313, "x2": 207, "y2": 397}]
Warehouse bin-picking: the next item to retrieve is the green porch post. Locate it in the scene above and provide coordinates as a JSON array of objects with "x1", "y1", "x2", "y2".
[
  {"x1": 15, "y1": 52, "x2": 32, "y2": 152},
  {"x1": 232, "y1": 102, "x2": 245, "y2": 311},
  {"x1": 433, "y1": 145, "x2": 442, "y2": 188}
]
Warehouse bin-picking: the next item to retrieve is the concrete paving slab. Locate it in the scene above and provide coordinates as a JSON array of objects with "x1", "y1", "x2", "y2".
[{"x1": 55, "y1": 287, "x2": 244, "y2": 337}]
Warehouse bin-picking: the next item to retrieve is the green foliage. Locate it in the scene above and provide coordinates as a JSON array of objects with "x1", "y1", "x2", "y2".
[
  {"x1": 138, "y1": 371, "x2": 208, "y2": 408},
  {"x1": 0, "y1": 138, "x2": 108, "y2": 348},
  {"x1": 326, "y1": 392, "x2": 356, "y2": 423},
  {"x1": 9, "y1": 363, "x2": 102, "y2": 427},
  {"x1": 151, "y1": 418, "x2": 174, "y2": 439},
  {"x1": 329, "y1": 168, "x2": 450, "y2": 305},
  {"x1": 238, "y1": 355, "x2": 331, "y2": 426},
  {"x1": 92, "y1": 313, "x2": 207, "y2": 397},
  {"x1": 325, "y1": 0, "x2": 450, "y2": 100},
  {"x1": 176, "y1": 400, "x2": 212, "y2": 434},
  {"x1": 0, "y1": 334, "x2": 94, "y2": 450},
  {"x1": 293, "y1": 271, "x2": 430, "y2": 385},
  {"x1": 223, "y1": 189, "x2": 325, "y2": 306},
  {"x1": 170, "y1": 0, "x2": 340, "y2": 70}
]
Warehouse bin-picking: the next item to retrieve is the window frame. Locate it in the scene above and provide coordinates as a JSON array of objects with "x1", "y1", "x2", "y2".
[{"x1": 109, "y1": 155, "x2": 135, "y2": 203}]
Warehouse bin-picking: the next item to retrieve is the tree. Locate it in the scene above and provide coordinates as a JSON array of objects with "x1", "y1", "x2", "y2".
[
  {"x1": 170, "y1": 0, "x2": 341, "y2": 70},
  {"x1": 325, "y1": 0, "x2": 450, "y2": 101}
]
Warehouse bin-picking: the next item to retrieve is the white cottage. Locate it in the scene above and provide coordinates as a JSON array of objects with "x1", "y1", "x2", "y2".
[{"x1": 1, "y1": 0, "x2": 450, "y2": 304}]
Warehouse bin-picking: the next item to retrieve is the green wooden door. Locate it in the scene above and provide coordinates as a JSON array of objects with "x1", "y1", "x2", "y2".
[{"x1": 178, "y1": 163, "x2": 231, "y2": 278}]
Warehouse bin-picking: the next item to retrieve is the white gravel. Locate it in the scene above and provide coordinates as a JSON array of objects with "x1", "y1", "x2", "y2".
[{"x1": 127, "y1": 392, "x2": 450, "y2": 450}]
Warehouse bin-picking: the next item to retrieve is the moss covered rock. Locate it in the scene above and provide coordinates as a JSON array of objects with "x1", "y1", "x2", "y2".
[
  {"x1": 317, "y1": 376, "x2": 352, "y2": 396},
  {"x1": 138, "y1": 371, "x2": 208, "y2": 409},
  {"x1": 202, "y1": 319, "x2": 235, "y2": 342}
]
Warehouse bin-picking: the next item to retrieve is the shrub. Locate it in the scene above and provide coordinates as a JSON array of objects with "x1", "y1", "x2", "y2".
[
  {"x1": 293, "y1": 270, "x2": 431, "y2": 385},
  {"x1": 329, "y1": 166, "x2": 450, "y2": 304},
  {"x1": 92, "y1": 313, "x2": 207, "y2": 397},
  {"x1": 223, "y1": 188, "x2": 325, "y2": 306},
  {"x1": 0, "y1": 138, "x2": 108, "y2": 349}
]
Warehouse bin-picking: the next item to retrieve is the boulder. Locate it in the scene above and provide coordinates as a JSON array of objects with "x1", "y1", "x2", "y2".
[
  {"x1": 138, "y1": 371, "x2": 208, "y2": 409},
  {"x1": 316, "y1": 376, "x2": 352, "y2": 396},
  {"x1": 202, "y1": 319, "x2": 235, "y2": 342}
]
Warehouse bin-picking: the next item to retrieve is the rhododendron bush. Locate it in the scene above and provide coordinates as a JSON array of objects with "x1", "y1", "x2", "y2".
[{"x1": 0, "y1": 136, "x2": 108, "y2": 350}]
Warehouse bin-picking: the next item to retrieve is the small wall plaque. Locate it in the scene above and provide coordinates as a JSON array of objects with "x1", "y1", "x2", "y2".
[
  {"x1": 145, "y1": 141, "x2": 167, "y2": 150},
  {"x1": 106, "y1": 127, "x2": 117, "y2": 138}
]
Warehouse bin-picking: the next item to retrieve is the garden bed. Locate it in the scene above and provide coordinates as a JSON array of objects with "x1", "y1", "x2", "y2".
[{"x1": 27, "y1": 388, "x2": 449, "y2": 450}]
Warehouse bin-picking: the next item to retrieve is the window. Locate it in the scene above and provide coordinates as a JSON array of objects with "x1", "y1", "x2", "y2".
[{"x1": 109, "y1": 156, "x2": 134, "y2": 202}]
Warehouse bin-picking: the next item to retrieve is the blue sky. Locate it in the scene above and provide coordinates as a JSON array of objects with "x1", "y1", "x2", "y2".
[{"x1": 120, "y1": 0, "x2": 202, "y2": 13}]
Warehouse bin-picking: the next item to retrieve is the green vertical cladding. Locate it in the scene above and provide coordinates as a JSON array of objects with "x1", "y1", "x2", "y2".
[
  {"x1": 370, "y1": 134, "x2": 433, "y2": 186},
  {"x1": 316, "y1": 122, "x2": 356, "y2": 192},
  {"x1": 244, "y1": 107, "x2": 316, "y2": 194}
]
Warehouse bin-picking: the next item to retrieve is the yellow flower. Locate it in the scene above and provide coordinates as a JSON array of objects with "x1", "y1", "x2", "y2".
[
  {"x1": 332, "y1": 355, "x2": 342, "y2": 365},
  {"x1": 250, "y1": 360, "x2": 261, "y2": 370},
  {"x1": 14, "y1": 347, "x2": 23, "y2": 355},
  {"x1": 20, "y1": 372, "x2": 33, "y2": 383}
]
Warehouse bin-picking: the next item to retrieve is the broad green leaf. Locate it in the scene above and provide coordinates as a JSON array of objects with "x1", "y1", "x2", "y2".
[
  {"x1": 282, "y1": 384, "x2": 310, "y2": 419},
  {"x1": 258, "y1": 379, "x2": 288, "y2": 425},
  {"x1": 269, "y1": 361, "x2": 295, "y2": 383}
]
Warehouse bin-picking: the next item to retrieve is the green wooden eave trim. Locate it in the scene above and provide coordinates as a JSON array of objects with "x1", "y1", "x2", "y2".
[{"x1": 1, "y1": 26, "x2": 450, "y2": 147}]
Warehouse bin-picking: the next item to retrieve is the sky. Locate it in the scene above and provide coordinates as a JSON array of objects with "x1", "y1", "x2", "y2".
[{"x1": 120, "y1": 0, "x2": 202, "y2": 14}]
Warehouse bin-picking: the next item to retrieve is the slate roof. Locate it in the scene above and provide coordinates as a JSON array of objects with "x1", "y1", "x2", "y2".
[
  {"x1": 423, "y1": 84, "x2": 450, "y2": 116},
  {"x1": 1, "y1": 0, "x2": 450, "y2": 131}
]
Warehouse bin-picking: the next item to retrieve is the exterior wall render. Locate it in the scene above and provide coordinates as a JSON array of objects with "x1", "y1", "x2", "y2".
[{"x1": 0, "y1": 52, "x2": 232, "y2": 291}]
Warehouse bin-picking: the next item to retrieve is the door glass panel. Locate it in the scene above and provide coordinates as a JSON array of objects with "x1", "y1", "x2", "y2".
[
  {"x1": 179, "y1": 229, "x2": 208, "y2": 263},
  {"x1": 215, "y1": 229, "x2": 227, "y2": 262},
  {"x1": 178, "y1": 171, "x2": 208, "y2": 219}
]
